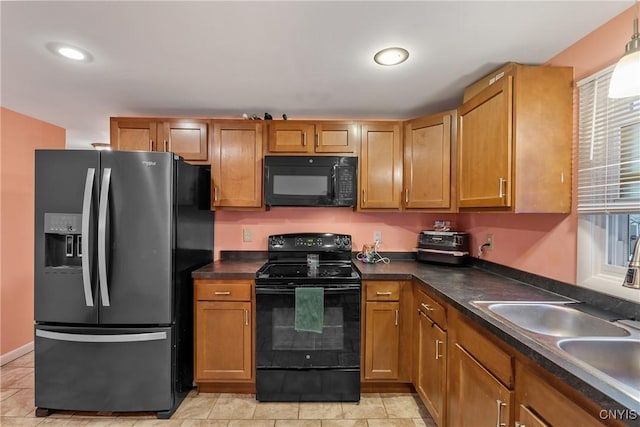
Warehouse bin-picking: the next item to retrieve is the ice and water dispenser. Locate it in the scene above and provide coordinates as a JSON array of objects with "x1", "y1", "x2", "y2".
[{"x1": 43, "y1": 213, "x2": 82, "y2": 268}]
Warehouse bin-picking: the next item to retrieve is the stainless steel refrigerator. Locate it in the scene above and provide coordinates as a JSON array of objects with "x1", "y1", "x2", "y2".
[{"x1": 34, "y1": 150, "x2": 213, "y2": 418}]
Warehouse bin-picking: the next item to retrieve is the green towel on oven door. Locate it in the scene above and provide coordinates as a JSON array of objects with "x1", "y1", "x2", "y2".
[{"x1": 294, "y1": 287, "x2": 324, "y2": 333}]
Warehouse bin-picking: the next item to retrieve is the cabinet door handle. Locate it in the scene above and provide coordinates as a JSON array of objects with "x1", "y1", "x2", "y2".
[
  {"x1": 149, "y1": 139, "x2": 154, "y2": 151},
  {"x1": 421, "y1": 303, "x2": 434, "y2": 311},
  {"x1": 163, "y1": 139, "x2": 168, "y2": 152},
  {"x1": 302, "y1": 132, "x2": 307, "y2": 146},
  {"x1": 515, "y1": 423, "x2": 525, "y2": 427},
  {"x1": 395, "y1": 309, "x2": 399, "y2": 326},
  {"x1": 376, "y1": 291, "x2": 392, "y2": 296},
  {"x1": 244, "y1": 309, "x2": 249, "y2": 326},
  {"x1": 214, "y1": 291, "x2": 231, "y2": 295},
  {"x1": 362, "y1": 189, "x2": 366, "y2": 203},
  {"x1": 498, "y1": 177, "x2": 506, "y2": 198},
  {"x1": 315, "y1": 133, "x2": 319, "y2": 147},
  {"x1": 214, "y1": 186, "x2": 219, "y2": 202},
  {"x1": 404, "y1": 188, "x2": 409, "y2": 204},
  {"x1": 495, "y1": 399, "x2": 507, "y2": 427},
  {"x1": 435, "y1": 339, "x2": 444, "y2": 360}
]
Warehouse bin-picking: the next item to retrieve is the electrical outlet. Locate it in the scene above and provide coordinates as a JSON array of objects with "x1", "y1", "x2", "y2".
[
  {"x1": 486, "y1": 233, "x2": 493, "y2": 249},
  {"x1": 243, "y1": 228, "x2": 252, "y2": 242},
  {"x1": 373, "y1": 231, "x2": 382, "y2": 243}
]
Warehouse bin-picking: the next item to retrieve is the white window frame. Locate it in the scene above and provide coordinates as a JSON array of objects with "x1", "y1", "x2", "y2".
[
  {"x1": 576, "y1": 65, "x2": 640, "y2": 302},
  {"x1": 577, "y1": 215, "x2": 639, "y2": 301}
]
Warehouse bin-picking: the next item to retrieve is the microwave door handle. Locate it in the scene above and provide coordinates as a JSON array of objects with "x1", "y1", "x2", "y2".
[{"x1": 331, "y1": 164, "x2": 338, "y2": 199}]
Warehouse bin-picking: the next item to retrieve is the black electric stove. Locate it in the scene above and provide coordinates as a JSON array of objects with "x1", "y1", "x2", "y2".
[{"x1": 255, "y1": 233, "x2": 361, "y2": 402}]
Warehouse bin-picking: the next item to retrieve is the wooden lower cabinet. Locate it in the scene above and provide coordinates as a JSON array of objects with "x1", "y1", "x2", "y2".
[
  {"x1": 364, "y1": 300, "x2": 400, "y2": 379},
  {"x1": 414, "y1": 286, "x2": 448, "y2": 426},
  {"x1": 449, "y1": 344, "x2": 513, "y2": 427},
  {"x1": 415, "y1": 308, "x2": 446, "y2": 426},
  {"x1": 515, "y1": 362, "x2": 617, "y2": 427},
  {"x1": 516, "y1": 404, "x2": 550, "y2": 427},
  {"x1": 362, "y1": 281, "x2": 412, "y2": 382},
  {"x1": 447, "y1": 308, "x2": 515, "y2": 427},
  {"x1": 194, "y1": 280, "x2": 254, "y2": 390}
]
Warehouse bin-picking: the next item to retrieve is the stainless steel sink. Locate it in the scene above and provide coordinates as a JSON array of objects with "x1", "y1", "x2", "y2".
[
  {"x1": 478, "y1": 302, "x2": 630, "y2": 337},
  {"x1": 471, "y1": 301, "x2": 639, "y2": 403},
  {"x1": 557, "y1": 338, "x2": 640, "y2": 397}
]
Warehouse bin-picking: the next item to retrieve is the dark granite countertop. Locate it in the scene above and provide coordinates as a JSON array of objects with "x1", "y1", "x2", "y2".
[
  {"x1": 192, "y1": 259, "x2": 266, "y2": 279},
  {"x1": 192, "y1": 255, "x2": 640, "y2": 418}
]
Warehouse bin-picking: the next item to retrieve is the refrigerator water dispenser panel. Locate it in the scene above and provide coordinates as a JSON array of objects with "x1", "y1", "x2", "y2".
[{"x1": 44, "y1": 213, "x2": 82, "y2": 268}]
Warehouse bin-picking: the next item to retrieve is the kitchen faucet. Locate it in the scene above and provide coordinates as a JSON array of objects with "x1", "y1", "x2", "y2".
[{"x1": 623, "y1": 237, "x2": 640, "y2": 289}]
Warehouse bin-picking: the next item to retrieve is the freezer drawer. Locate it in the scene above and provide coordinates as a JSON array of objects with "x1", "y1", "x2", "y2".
[{"x1": 35, "y1": 325, "x2": 174, "y2": 414}]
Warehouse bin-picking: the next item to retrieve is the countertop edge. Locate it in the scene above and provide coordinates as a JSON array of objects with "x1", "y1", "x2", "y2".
[{"x1": 192, "y1": 259, "x2": 640, "y2": 416}]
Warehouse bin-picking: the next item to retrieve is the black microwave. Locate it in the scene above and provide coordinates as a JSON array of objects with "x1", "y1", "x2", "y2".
[{"x1": 264, "y1": 156, "x2": 357, "y2": 207}]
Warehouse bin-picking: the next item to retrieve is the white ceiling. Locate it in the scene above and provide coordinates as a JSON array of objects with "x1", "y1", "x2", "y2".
[{"x1": 0, "y1": 1, "x2": 632, "y2": 149}]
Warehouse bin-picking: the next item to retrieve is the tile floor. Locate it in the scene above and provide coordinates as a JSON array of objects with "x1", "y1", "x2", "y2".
[{"x1": 1, "y1": 352, "x2": 436, "y2": 427}]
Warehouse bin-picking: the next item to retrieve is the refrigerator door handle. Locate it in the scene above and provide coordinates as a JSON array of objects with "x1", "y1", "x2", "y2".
[
  {"x1": 98, "y1": 167, "x2": 112, "y2": 307},
  {"x1": 81, "y1": 168, "x2": 95, "y2": 307},
  {"x1": 36, "y1": 329, "x2": 167, "y2": 343}
]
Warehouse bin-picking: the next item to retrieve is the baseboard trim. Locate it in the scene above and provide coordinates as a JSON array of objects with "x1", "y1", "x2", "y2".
[{"x1": 1, "y1": 341, "x2": 34, "y2": 366}]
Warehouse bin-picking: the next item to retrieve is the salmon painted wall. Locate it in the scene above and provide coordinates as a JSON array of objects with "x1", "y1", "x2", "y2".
[
  {"x1": 0, "y1": 108, "x2": 65, "y2": 361},
  {"x1": 455, "y1": 6, "x2": 636, "y2": 284},
  {"x1": 214, "y1": 209, "x2": 456, "y2": 259},
  {"x1": 214, "y1": 6, "x2": 635, "y2": 285}
]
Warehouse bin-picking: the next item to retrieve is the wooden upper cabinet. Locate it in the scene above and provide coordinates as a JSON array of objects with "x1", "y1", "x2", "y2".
[
  {"x1": 211, "y1": 120, "x2": 263, "y2": 209},
  {"x1": 403, "y1": 111, "x2": 455, "y2": 211},
  {"x1": 359, "y1": 122, "x2": 403, "y2": 210},
  {"x1": 458, "y1": 63, "x2": 573, "y2": 213},
  {"x1": 267, "y1": 121, "x2": 357, "y2": 154},
  {"x1": 163, "y1": 120, "x2": 208, "y2": 162},
  {"x1": 110, "y1": 119, "x2": 158, "y2": 152},
  {"x1": 315, "y1": 122, "x2": 358, "y2": 153},
  {"x1": 110, "y1": 117, "x2": 209, "y2": 163},
  {"x1": 458, "y1": 78, "x2": 513, "y2": 209}
]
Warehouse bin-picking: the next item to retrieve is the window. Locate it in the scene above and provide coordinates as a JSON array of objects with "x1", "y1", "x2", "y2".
[{"x1": 577, "y1": 66, "x2": 640, "y2": 300}]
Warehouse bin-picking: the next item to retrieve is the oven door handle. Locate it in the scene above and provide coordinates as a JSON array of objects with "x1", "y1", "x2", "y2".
[{"x1": 255, "y1": 285, "x2": 361, "y2": 294}]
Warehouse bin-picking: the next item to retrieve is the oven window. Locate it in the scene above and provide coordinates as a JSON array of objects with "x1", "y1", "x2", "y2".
[
  {"x1": 273, "y1": 175, "x2": 328, "y2": 196},
  {"x1": 272, "y1": 307, "x2": 343, "y2": 351},
  {"x1": 255, "y1": 288, "x2": 360, "y2": 369}
]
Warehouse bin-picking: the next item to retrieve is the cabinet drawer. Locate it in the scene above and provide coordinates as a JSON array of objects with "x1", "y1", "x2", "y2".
[
  {"x1": 516, "y1": 363, "x2": 604, "y2": 427},
  {"x1": 457, "y1": 316, "x2": 514, "y2": 388},
  {"x1": 366, "y1": 282, "x2": 400, "y2": 301},
  {"x1": 415, "y1": 288, "x2": 446, "y2": 329},
  {"x1": 195, "y1": 280, "x2": 252, "y2": 301}
]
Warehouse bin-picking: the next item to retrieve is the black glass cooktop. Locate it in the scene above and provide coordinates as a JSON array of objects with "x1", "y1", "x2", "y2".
[{"x1": 256, "y1": 263, "x2": 360, "y2": 280}]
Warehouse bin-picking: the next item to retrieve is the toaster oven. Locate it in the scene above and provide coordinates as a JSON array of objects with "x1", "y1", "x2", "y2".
[{"x1": 416, "y1": 231, "x2": 469, "y2": 266}]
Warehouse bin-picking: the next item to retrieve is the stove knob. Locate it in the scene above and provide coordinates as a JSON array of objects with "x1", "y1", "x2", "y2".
[
  {"x1": 270, "y1": 236, "x2": 285, "y2": 247},
  {"x1": 343, "y1": 236, "x2": 351, "y2": 248}
]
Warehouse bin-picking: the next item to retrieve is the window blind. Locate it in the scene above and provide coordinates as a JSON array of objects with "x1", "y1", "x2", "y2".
[{"x1": 578, "y1": 66, "x2": 640, "y2": 213}]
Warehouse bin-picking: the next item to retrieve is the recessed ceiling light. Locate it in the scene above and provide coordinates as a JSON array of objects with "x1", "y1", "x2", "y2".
[
  {"x1": 46, "y1": 42, "x2": 93, "y2": 63},
  {"x1": 58, "y1": 46, "x2": 85, "y2": 61},
  {"x1": 373, "y1": 47, "x2": 409, "y2": 66}
]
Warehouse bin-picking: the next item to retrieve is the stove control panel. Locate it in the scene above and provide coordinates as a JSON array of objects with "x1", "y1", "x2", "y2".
[{"x1": 268, "y1": 233, "x2": 352, "y2": 251}]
